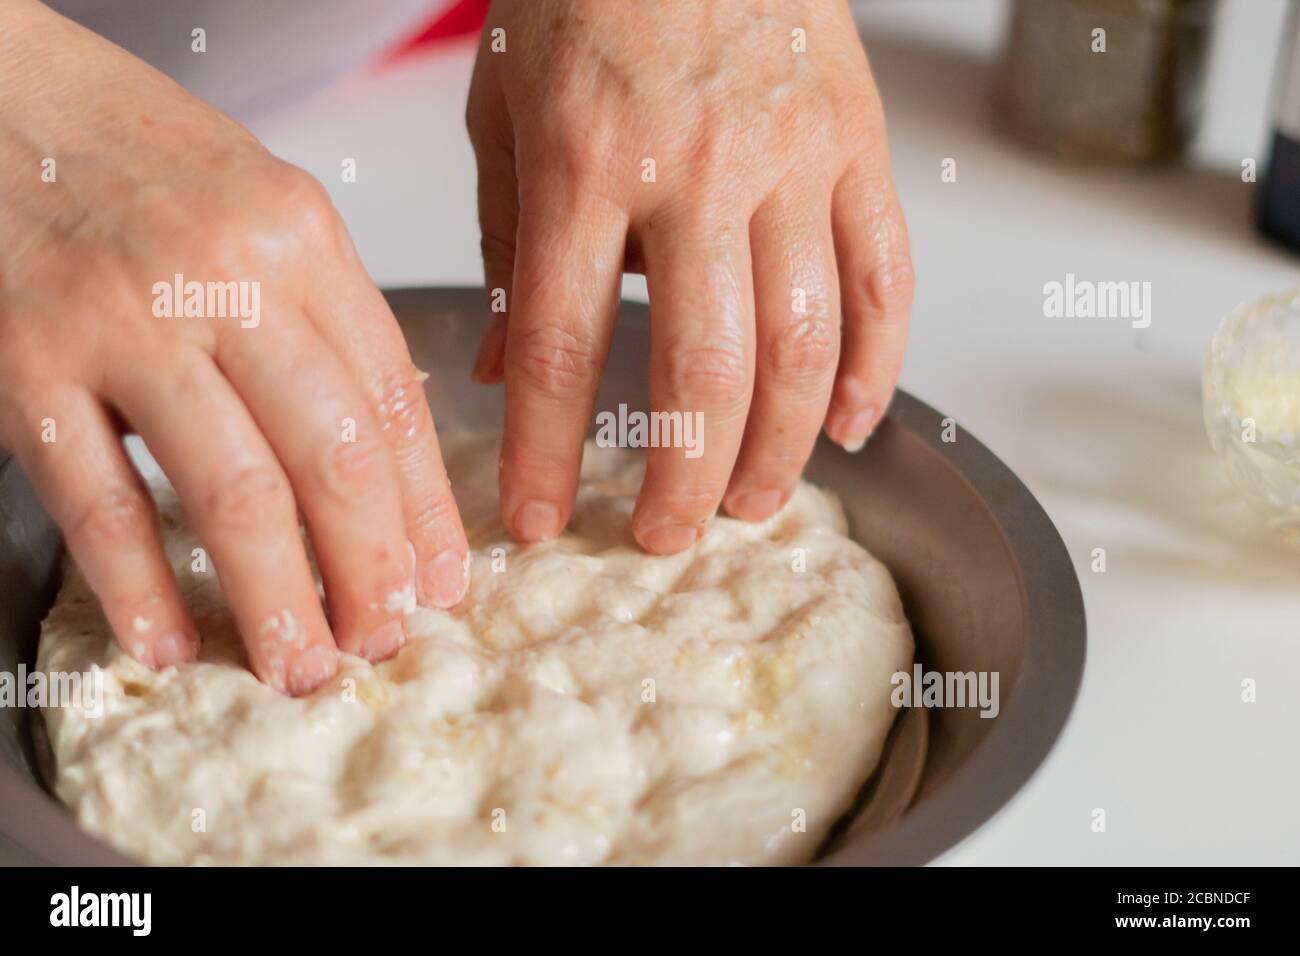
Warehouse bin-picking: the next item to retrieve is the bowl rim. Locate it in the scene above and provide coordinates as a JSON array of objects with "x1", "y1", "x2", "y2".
[
  {"x1": 816, "y1": 387, "x2": 1086, "y2": 865},
  {"x1": 0, "y1": 288, "x2": 1086, "y2": 866}
]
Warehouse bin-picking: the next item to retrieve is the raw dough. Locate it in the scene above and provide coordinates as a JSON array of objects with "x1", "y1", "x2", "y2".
[{"x1": 38, "y1": 434, "x2": 913, "y2": 865}]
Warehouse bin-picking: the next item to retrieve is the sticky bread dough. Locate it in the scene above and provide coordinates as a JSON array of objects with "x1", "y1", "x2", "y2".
[{"x1": 37, "y1": 434, "x2": 913, "y2": 866}]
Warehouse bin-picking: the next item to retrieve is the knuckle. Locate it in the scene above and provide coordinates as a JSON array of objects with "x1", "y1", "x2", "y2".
[
  {"x1": 270, "y1": 163, "x2": 332, "y2": 213},
  {"x1": 191, "y1": 213, "x2": 257, "y2": 275},
  {"x1": 64, "y1": 257, "x2": 148, "y2": 329},
  {"x1": 513, "y1": 324, "x2": 601, "y2": 398},
  {"x1": 374, "y1": 370, "x2": 432, "y2": 446},
  {"x1": 70, "y1": 490, "x2": 154, "y2": 549},
  {"x1": 863, "y1": 252, "x2": 916, "y2": 319},
  {"x1": 664, "y1": 341, "x2": 749, "y2": 406},
  {"x1": 550, "y1": 119, "x2": 613, "y2": 189},
  {"x1": 270, "y1": 166, "x2": 339, "y2": 246},
  {"x1": 316, "y1": 435, "x2": 389, "y2": 501},
  {"x1": 765, "y1": 313, "x2": 840, "y2": 383},
  {"x1": 671, "y1": 177, "x2": 747, "y2": 225},
  {"x1": 206, "y1": 466, "x2": 293, "y2": 532},
  {"x1": 835, "y1": 103, "x2": 885, "y2": 157},
  {"x1": 683, "y1": 120, "x2": 738, "y2": 181},
  {"x1": 202, "y1": 167, "x2": 337, "y2": 270}
]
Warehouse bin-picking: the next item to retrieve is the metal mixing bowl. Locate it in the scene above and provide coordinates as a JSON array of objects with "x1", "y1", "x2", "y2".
[{"x1": 0, "y1": 287, "x2": 1085, "y2": 865}]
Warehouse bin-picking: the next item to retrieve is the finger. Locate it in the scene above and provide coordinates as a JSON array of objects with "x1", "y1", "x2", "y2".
[
  {"x1": 471, "y1": 311, "x2": 508, "y2": 385},
  {"x1": 106, "y1": 348, "x2": 337, "y2": 695},
  {"x1": 468, "y1": 58, "x2": 517, "y2": 385},
  {"x1": 308, "y1": 277, "x2": 470, "y2": 610},
  {"x1": 826, "y1": 155, "x2": 914, "y2": 451},
  {"x1": 214, "y1": 319, "x2": 418, "y2": 658},
  {"x1": 9, "y1": 387, "x2": 198, "y2": 669},
  {"x1": 469, "y1": 153, "x2": 515, "y2": 384},
  {"x1": 499, "y1": 177, "x2": 628, "y2": 543},
  {"x1": 634, "y1": 212, "x2": 755, "y2": 553},
  {"x1": 724, "y1": 188, "x2": 840, "y2": 521}
]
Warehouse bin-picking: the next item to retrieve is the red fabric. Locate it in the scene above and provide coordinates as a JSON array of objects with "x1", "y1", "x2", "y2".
[{"x1": 389, "y1": 0, "x2": 490, "y2": 58}]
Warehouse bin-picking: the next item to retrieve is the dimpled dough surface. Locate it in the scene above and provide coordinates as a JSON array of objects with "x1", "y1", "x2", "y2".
[{"x1": 38, "y1": 434, "x2": 913, "y2": 865}]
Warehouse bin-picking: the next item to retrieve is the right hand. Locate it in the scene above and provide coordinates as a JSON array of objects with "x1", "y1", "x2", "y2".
[
  {"x1": 0, "y1": 0, "x2": 469, "y2": 694},
  {"x1": 465, "y1": 0, "x2": 913, "y2": 554}
]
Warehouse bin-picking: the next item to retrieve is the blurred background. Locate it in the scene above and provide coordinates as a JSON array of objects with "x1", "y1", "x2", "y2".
[{"x1": 45, "y1": 0, "x2": 1300, "y2": 862}]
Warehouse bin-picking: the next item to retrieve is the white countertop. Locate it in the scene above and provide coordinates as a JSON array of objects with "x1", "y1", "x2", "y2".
[{"x1": 250, "y1": 0, "x2": 1300, "y2": 865}]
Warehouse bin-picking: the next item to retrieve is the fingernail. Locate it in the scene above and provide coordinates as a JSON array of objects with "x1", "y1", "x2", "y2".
[
  {"x1": 513, "y1": 499, "x2": 560, "y2": 542},
  {"x1": 725, "y1": 488, "x2": 783, "y2": 522},
  {"x1": 360, "y1": 619, "x2": 404, "y2": 663},
  {"x1": 286, "y1": 646, "x2": 337, "y2": 696},
  {"x1": 153, "y1": 631, "x2": 198, "y2": 669},
  {"x1": 640, "y1": 523, "x2": 701, "y2": 555},
  {"x1": 421, "y1": 549, "x2": 469, "y2": 608},
  {"x1": 834, "y1": 406, "x2": 879, "y2": 453}
]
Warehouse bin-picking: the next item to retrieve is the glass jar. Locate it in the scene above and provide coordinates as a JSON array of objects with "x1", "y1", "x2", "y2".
[
  {"x1": 1000, "y1": 0, "x2": 1217, "y2": 163},
  {"x1": 1203, "y1": 290, "x2": 1300, "y2": 543}
]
